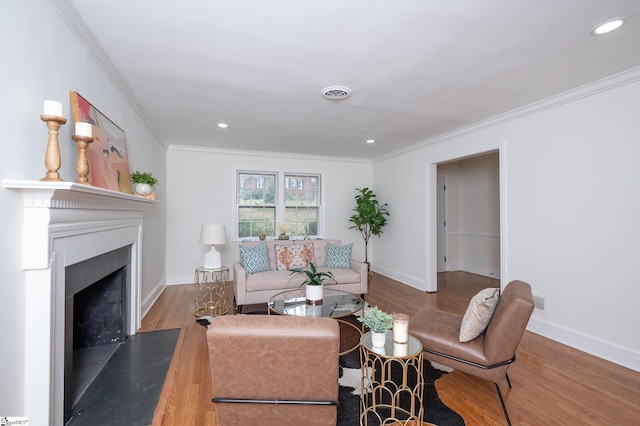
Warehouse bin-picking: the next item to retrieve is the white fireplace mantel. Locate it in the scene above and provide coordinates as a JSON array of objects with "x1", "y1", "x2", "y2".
[
  {"x1": 4, "y1": 179, "x2": 156, "y2": 426},
  {"x1": 3, "y1": 179, "x2": 158, "y2": 209}
]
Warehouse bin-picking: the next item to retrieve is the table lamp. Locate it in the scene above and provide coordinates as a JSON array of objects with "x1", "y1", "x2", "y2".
[{"x1": 200, "y1": 224, "x2": 226, "y2": 269}]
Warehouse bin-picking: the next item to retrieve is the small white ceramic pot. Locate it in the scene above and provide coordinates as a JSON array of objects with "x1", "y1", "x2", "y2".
[
  {"x1": 371, "y1": 331, "x2": 387, "y2": 347},
  {"x1": 134, "y1": 183, "x2": 152, "y2": 196},
  {"x1": 305, "y1": 284, "x2": 323, "y2": 305}
]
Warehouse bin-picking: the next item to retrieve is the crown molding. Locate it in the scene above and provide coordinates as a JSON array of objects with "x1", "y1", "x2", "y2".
[
  {"x1": 48, "y1": 0, "x2": 168, "y2": 149},
  {"x1": 373, "y1": 66, "x2": 640, "y2": 163},
  {"x1": 167, "y1": 144, "x2": 372, "y2": 164}
]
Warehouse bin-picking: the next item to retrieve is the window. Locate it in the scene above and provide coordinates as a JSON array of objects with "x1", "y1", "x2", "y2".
[
  {"x1": 237, "y1": 171, "x2": 321, "y2": 239},
  {"x1": 237, "y1": 172, "x2": 276, "y2": 239},
  {"x1": 284, "y1": 173, "x2": 320, "y2": 237}
]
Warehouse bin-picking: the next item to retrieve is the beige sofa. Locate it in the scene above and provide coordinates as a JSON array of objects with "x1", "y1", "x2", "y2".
[{"x1": 233, "y1": 239, "x2": 368, "y2": 313}]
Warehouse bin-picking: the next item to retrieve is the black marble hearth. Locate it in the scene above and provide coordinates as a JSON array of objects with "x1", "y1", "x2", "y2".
[{"x1": 66, "y1": 328, "x2": 180, "y2": 426}]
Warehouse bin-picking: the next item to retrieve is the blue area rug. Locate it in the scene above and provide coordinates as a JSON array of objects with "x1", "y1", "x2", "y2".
[{"x1": 67, "y1": 328, "x2": 180, "y2": 426}]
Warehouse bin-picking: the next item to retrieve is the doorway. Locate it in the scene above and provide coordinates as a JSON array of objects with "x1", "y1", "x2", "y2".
[{"x1": 434, "y1": 150, "x2": 501, "y2": 286}]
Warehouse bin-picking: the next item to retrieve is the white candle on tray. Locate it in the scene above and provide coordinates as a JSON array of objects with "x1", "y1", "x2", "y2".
[
  {"x1": 75, "y1": 122, "x2": 93, "y2": 138},
  {"x1": 43, "y1": 100, "x2": 63, "y2": 118},
  {"x1": 392, "y1": 313, "x2": 409, "y2": 344}
]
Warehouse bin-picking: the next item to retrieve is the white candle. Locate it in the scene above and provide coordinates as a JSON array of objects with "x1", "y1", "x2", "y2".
[
  {"x1": 392, "y1": 313, "x2": 409, "y2": 344},
  {"x1": 75, "y1": 122, "x2": 93, "y2": 138},
  {"x1": 43, "y1": 100, "x2": 64, "y2": 118}
]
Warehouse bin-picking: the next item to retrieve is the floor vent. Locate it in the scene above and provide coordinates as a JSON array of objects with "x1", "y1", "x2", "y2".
[{"x1": 533, "y1": 294, "x2": 547, "y2": 313}]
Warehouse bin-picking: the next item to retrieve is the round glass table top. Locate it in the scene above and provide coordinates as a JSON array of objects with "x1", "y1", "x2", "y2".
[
  {"x1": 268, "y1": 288, "x2": 363, "y2": 318},
  {"x1": 361, "y1": 331, "x2": 423, "y2": 358}
]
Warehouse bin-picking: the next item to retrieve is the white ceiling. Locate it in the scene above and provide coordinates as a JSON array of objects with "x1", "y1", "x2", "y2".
[{"x1": 60, "y1": 0, "x2": 640, "y2": 159}]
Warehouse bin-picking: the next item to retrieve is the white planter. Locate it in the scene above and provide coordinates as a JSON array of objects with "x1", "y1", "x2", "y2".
[
  {"x1": 134, "y1": 183, "x2": 152, "y2": 196},
  {"x1": 371, "y1": 331, "x2": 387, "y2": 347},
  {"x1": 305, "y1": 284, "x2": 323, "y2": 305}
]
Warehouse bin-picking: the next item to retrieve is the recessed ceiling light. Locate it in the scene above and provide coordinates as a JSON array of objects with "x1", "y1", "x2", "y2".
[
  {"x1": 217, "y1": 123, "x2": 229, "y2": 128},
  {"x1": 366, "y1": 139, "x2": 375, "y2": 144},
  {"x1": 591, "y1": 18, "x2": 627, "y2": 36}
]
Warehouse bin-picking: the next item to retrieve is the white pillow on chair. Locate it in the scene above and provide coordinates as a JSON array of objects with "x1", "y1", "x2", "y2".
[{"x1": 459, "y1": 288, "x2": 500, "y2": 342}]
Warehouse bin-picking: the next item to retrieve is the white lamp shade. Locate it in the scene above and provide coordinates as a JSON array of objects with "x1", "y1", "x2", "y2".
[{"x1": 200, "y1": 224, "x2": 226, "y2": 245}]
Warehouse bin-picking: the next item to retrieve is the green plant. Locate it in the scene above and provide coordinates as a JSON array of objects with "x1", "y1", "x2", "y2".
[
  {"x1": 348, "y1": 187, "x2": 389, "y2": 263},
  {"x1": 357, "y1": 306, "x2": 393, "y2": 333},
  {"x1": 289, "y1": 262, "x2": 334, "y2": 286},
  {"x1": 130, "y1": 170, "x2": 158, "y2": 187}
]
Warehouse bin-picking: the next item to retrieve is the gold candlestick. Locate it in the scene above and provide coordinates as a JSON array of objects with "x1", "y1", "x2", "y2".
[
  {"x1": 40, "y1": 114, "x2": 67, "y2": 182},
  {"x1": 72, "y1": 134, "x2": 94, "y2": 184}
]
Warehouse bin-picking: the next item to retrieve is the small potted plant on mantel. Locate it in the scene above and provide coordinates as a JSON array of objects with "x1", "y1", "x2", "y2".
[
  {"x1": 358, "y1": 306, "x2": 393, "y2": 347},
  {"x1": 130, "y1": 170, "x2": 158, "y2": 198}
]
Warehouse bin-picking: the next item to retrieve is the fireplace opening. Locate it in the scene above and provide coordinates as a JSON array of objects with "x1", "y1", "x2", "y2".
[{"x1": 64, "y1": 245, "x2": 131, "y2": 424}]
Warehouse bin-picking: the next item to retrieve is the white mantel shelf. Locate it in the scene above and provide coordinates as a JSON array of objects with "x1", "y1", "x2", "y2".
[{"x1": 3, "y1": 179, "x2": 158, "y2": 209}]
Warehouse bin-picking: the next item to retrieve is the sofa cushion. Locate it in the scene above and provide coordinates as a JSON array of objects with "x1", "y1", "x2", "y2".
[
  {"x1": 239, "y1": 241, "x2": 270, "y2": 274},
  {"x1": 245, "y1": 267, "x2": 361, "y2": 293},
  {"x1": 275, "y1": 243, "x2": 315, "y2": 271},
  {"x1": 459, "y1": 287, "x2": 500, "y2": 342},
  {"x1": 325, "y1": 242, "x2": 354, "y2": 269}
]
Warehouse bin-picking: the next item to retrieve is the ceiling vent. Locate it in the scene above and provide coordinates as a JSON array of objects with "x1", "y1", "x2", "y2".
[{"x1": 321, "y1": 86, "x2": 352, "y2": 101}]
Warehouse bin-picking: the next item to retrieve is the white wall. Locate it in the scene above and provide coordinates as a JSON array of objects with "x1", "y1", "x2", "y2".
[
  {"x1": 0, "y1": 0, "x2": 167, "y2": 415},
  {"x1": 373, "y1": 73, "x2": 640, "y2": 371},
  {"x1": 439, "y1": 152, "x2": 500, "y2": 277},
  {"x1": 165, "y1": 147, "x2": 372, "y2": 284}
]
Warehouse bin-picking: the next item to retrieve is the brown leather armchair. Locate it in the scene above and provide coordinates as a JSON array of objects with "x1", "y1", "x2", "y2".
[
  {"x1": 409, "y1": 280, "x2": 534, "y2": 425},
  {"x1": 207, "y1": 315, "x2": 340, "y2": 426}
]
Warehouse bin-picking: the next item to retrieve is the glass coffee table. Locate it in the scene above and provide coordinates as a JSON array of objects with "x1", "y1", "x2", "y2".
[{"x1": 268, "y1": 288, "x2": 364, "y2": 354}]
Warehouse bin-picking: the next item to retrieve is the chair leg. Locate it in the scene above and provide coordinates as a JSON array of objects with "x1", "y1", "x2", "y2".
[
  {"x1": 237, "y1": 304, "x2": 243, "y2": 314},
  {"x1": 495, "y1": 382, "x2": 512, "y2": 426},
  {"x1": 506, "y1": 373, "x2": 512, "y2": 389}
]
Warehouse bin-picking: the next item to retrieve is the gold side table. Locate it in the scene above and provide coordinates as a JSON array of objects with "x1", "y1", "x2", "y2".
[
  {"x1": 194, "y1": 266, "x2": 229, "y2": 318},
  {"x1": 360, "y1": 331, "x2": 424, "y2": 425}
]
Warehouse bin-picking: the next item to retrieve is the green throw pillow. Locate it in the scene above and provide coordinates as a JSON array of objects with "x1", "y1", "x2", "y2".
[
  {"x1": 325, "y1": 242, "x2": 354, "y2": 269},
  {"x1": 239, "y1": 242, "x2": 270, "y2": 274}
]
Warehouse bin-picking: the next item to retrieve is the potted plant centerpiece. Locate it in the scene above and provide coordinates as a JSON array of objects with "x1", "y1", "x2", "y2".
[
  {"x1": 348, "y1": 187, "x2": 389, "y2": 282},
  {"x1": 358, "y1": 306, "x2": 393, "y2": 347},
  {"x1": 289, "y1": 262, "x2": 334, "y2": 306},
  {"x1": 130, "y1": 170, "x2": 158, "y2": 197}
]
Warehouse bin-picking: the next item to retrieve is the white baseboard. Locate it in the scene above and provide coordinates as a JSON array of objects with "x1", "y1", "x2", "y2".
[
  {"x1": 372, "y1": 264, "x2": 427, "y2": 291},
  {"x1": 166, "y1": 274, "x2": 194, "y2": 285},
  {"x1": 527, "y1": 316, "x2": 640, "y2": 372},
  {"x1": 450, "y1": 264, "x2": 500, "y2": 279},
  {"x1": 141, "y1": 277, "x2": 166, "y2": 319},
  {"x1": 166, "y1": 270, "x2": 236, "y2": 285}
]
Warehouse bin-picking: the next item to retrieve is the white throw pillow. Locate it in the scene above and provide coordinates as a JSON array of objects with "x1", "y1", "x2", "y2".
[{"x1": 459, "y1": 288, "x2": 500, "y2": 342}]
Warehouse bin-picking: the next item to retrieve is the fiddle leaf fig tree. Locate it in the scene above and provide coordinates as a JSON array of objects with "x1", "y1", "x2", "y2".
[{"x1": 348, "y1": 187, "x2": 389, "y2": 263}]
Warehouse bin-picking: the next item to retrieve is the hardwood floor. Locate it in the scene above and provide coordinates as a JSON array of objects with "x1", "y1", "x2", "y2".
[{"x1": 142, "y1": 271, "x2": 640, "y2": 425}]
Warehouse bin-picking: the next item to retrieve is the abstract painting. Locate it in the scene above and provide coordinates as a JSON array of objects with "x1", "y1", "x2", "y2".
[{"x1": 70, "y1": 91, "x2": 132, "y2": 194}]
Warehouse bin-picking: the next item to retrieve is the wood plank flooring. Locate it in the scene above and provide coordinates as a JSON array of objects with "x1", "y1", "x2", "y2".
[{"x1": 142, "y1": 271, "x2": 640, "y2": 425}]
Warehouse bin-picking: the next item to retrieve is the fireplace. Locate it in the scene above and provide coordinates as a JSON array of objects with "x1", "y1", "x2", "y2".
[
  {"x1": 4, "y1": 180, "x2": 154, "y2": 426},
  {"x1": 65, "y1": 245, "x2": 131, "y2": 422}
]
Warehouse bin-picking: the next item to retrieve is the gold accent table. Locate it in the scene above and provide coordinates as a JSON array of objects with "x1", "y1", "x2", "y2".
[
  {"x1": 360, "y1": 331, "x2": 424, "y2": 425},
  {"x1": 194, "y1": 266, "x2": 229, "y2": 318}
]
